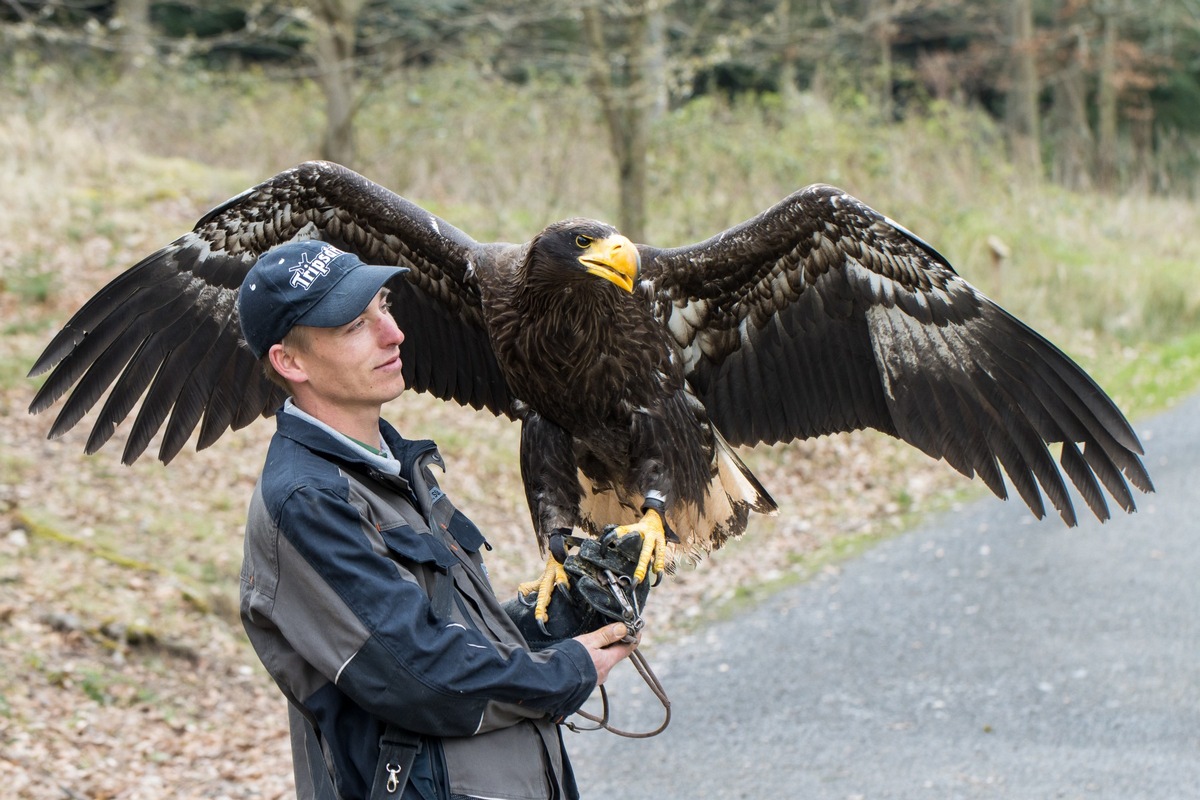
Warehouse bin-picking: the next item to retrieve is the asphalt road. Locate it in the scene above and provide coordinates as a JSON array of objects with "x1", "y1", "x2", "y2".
[{"x1": 569, "y1": 392, "x2": 1200, "y2": 800}]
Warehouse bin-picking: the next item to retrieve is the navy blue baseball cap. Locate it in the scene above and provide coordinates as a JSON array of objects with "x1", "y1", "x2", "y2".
[{"x1": 237, "y1": 241, "x2": 408, "y2": 358}]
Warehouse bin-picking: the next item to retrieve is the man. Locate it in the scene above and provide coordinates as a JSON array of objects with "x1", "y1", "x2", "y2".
[{"x1": 237, "y1": 240, "x2": 638, "y2": 800}]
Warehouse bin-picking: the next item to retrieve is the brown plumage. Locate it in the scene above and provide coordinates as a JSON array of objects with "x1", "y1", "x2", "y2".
[{"x1": 28, "y1": 160, "x2": 1153, "y2": 582}]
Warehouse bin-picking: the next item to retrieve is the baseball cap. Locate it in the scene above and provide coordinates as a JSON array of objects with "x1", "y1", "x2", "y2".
[{"x1": 237, "y1": 241, "x2": 409, "y2": 358}]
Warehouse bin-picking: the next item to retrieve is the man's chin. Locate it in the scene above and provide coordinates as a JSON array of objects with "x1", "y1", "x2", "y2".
[{"x1": 381, "y1": 381, "x2": 406, "y2": 403}]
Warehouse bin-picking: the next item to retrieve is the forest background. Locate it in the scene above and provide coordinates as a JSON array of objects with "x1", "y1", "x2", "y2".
[{"x1": 1, "y1": 1, "x2": 1199, "y2": 797}]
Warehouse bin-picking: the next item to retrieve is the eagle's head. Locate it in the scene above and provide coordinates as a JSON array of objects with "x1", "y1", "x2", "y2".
[{"x1": 525, "y1": 218, "x2": 640, "y2": 294}]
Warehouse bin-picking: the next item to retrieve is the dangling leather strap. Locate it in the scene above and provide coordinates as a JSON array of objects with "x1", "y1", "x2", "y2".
[{"x1": 566, "y1": 649, "x2": 671, "y2": 738}]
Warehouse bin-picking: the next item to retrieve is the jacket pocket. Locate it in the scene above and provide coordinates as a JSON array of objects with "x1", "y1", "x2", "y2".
[
  {"x1": 378, "y1": 524, "x2": 458, "y2": 571},
  {"x1": 444, "y1": 508, "x2": 488, "y2": 554}
]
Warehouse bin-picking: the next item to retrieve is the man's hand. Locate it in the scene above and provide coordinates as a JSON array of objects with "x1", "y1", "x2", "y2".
[{"x1": 574, "y1": 622, "x2": 639, "y2": 686}]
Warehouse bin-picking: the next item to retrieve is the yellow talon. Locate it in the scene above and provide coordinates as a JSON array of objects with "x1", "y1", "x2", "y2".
[
  {"x1": 518, "y1": 555, "x2": 570, "y2": 623},
  {"x1": 612, "y1": 507, "x2": 669, "y2": 584}
]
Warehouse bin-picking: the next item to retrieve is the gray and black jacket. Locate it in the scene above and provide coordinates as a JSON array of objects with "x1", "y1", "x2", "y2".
[{"x1": 241, "y1": 403, "x2": 597, "y2": 799}]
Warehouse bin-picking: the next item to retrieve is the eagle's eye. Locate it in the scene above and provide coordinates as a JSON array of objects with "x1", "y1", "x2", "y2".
[{"x1": 574, "y1": 235, "x2": 592, "y2": 249}]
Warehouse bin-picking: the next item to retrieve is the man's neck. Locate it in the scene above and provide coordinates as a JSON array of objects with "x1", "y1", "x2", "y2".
[{"x1": 290, "y1": 396, "x2": 383, "y2": 447}]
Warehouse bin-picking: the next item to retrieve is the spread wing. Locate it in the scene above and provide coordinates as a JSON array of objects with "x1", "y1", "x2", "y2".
[
  {"x1": 641, "y1": 184, "x2": 1153, "y2": 526},
  {"x1": 28, "y1": 160, "x2": 514, "y2": 464}
]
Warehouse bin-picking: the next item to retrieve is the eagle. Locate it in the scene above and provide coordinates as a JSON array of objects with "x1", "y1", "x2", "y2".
[{"x1": 28, "y1": 160, "x2": 1153, "y2": 622}]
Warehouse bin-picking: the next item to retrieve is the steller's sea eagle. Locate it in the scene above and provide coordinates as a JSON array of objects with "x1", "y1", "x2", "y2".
[{"x1": 28, "y1": 160, "x2": 1153, "y2": 621}]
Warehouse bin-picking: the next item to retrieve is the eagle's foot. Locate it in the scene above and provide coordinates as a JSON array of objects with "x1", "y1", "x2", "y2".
[
  {"x1": 517, "y1": 555, "x2": 570, "y2": 624},
  {"x1": 612, "y1": 507, "x2": 669, "y2": 585}
]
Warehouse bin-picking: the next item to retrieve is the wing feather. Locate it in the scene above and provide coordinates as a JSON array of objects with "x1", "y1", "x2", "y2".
[
  {"x1": 123, "y1": 303, "x2": 234, "y2": 464},
  {"x1": 197, "y1": 346, "x2": 255, "y2": 452},
  {"x1": 87, "y1": 289, "x2": 227, "y2": 456},
  {"x1": 1059, "y1": 440, "x2": 1110, "y2": 521},
  {"x1": 47, "y1": 284, "x2": 197, "y2": 441},
  {"x1": 1080, "y1": 440, "x2": 1136, "y2": 512},
  {"x1": 157, "y1": 312, "x2": 241, "y2": 463},
  {"x1": 29, "y1": 160, "x2": 513, "y2": 462},
  {"x1": 644, "y1": 183, "x2": 1151, "y2": 525},
  {"x1": 231, "y1": 347, "x2": 277, "y2": 431}
]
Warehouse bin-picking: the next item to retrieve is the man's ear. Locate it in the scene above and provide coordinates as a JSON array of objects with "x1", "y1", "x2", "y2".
[{"x1": 269, "y1": 342, "x2": 308, "y2": 386}]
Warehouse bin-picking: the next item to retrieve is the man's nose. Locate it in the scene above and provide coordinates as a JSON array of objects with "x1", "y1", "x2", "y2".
[{"x1": 379, "y1": 313, "x2": 404, "y2": 346}]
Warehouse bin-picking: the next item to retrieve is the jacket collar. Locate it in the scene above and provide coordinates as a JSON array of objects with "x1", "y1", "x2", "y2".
[{"x1": 274, "y1": 399, "x2": 444, "y2": 487}]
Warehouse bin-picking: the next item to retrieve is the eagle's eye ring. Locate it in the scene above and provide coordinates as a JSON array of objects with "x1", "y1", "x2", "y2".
[{"x1": 575, "y1": 235, "x2": 592, "y2": 249}]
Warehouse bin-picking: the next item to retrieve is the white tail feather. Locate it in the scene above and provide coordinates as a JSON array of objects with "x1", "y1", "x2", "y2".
[{"x1": 575, "y1": 428, "x2": 777, "y2": 562}]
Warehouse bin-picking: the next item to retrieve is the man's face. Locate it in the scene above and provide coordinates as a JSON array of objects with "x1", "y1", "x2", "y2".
[{"x1": 282, "y1": 289, "x2": 407, "y2": 411}]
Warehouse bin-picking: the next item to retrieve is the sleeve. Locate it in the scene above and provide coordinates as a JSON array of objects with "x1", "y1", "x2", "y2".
[{"x1": 262, "y1": 485, "x2": 597, "y2": 737}]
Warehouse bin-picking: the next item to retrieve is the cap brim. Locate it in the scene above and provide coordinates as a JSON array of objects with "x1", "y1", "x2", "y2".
[{"x1": 294, "y1": 264, "x2": 409, "y2": 328}]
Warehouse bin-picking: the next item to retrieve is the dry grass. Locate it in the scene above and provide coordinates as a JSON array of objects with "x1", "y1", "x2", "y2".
[{"x1": 1, "y1": 61, "x2": 1197, "y2": 798}]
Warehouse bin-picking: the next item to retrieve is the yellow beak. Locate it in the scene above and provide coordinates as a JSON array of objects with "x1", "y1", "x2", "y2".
[{"x1": 579, "y1": 234, "x2": 639, "y2": 293}]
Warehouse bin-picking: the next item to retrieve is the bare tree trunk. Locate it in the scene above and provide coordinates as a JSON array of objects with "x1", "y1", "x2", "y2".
[
  {"x1": 310, "y1": 0, "x2": 365, "y2": 168},
  {"x1": 1095, "y1": 1, "x2": 1120, "y2": 191},
  {"x1": 582, "y1": 2, "x2": 652, "y2": 242},
  {"x1": 1128, "y1": 105, "x2": 1153, "y2": 192},
  {"x1": 870, "y1": 0, "x2": 895, "y2": 121},
  {"x1": 1007, "y1": 0, "x2": 1042, "y2": 180},
  {"x1": 646, "y1": 7, "x2": 669, "y2": 120},
  {"x1": 777, "y1": 0, "x2": 801, "y2": 111},
  {"x1": 114, "y1": 0, "x2": 152, "y2": 75},
  {"x1": 1050, "y1": 24, "x2": 1094, "y2": 190}
]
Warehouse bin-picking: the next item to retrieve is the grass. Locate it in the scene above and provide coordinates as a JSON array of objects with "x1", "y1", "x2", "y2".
[{"x1": 1097, "y1": 330, "x2": 1200, "y2": 417}]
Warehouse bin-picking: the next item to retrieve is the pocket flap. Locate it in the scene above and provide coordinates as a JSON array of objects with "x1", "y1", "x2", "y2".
[
  {"x1": 445, "y1": 509, "x2": 488, "y2": 554},
  {"x1": 378, "y1": 524, "x2": 456, "y2": 571}
]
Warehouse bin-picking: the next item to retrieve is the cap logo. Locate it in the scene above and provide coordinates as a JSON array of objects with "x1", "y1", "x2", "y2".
[{"x1": 288, "y1": 244, "x2": 343, "y2": 290}]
